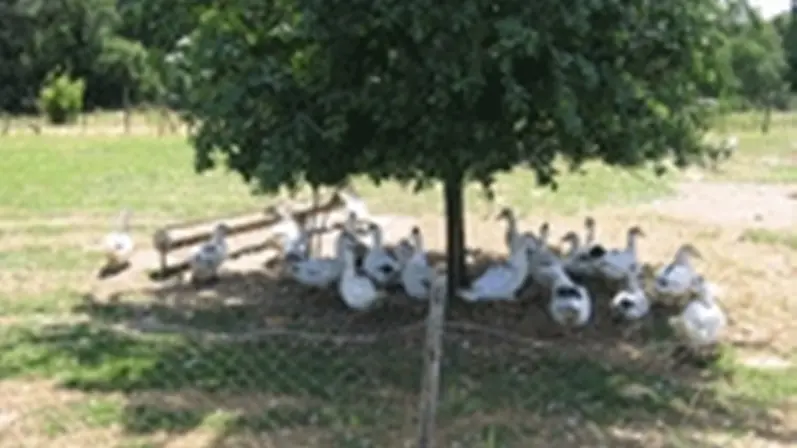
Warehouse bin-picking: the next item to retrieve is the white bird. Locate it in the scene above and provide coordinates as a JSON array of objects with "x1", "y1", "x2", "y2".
[
  {"x1": 400, "y1": 226, "x2": 434, "y2": 300},
  {"x1": 548, "y1": 265, "x2": 592, "y2": 329},
  {"x1": 537, "y1": 222, "x2": 551, "y2": 248},
  {"x1": 654, "y1": 244, "x2": 702, "y2": 298},
  {"x1": 190, "y1": 223, "x2": 230, "y2": 284},
  {"x1": 596, "y1": 226, "x2": 645, "y2": 281},
  {"x1": 339, "y1": 241, "x2": 385, "y2": 310},
  {"x1": 392, "y1": 238, "x2": 415, "y2": 267},
  {"x1": 362, "y1": 222, "x2": 402, "y2": 286},
  {"x1": 103, "y1": 209, "x2": 134, "y2": 267},
  {"x1": 527, "y1": 224, "x2": 563, "y2": 288},
  {"x1": 583, "y1": 216, "x2": 608, "y2": 254},
  {"x1": 457, "y1": 237, "x2": 532, "y2": 302},
  {"x1": 496, "y1": 207, "x2": 522, "y2": 254},
  {"x1": 270, "y1": 204, "x2": 309, "y2": 262},
  {"x1": 610, "y1": 269, "x2": 650, "y2": 321},
  {"x1": 669, "y1": 276, "x2": 727, "y2": 348},
  {"x1": 288, "y1": 230, "x2": 349, "y2": 288},
  {"x1": 560, "y1": 231, "x2": 601, "y2": 278}
]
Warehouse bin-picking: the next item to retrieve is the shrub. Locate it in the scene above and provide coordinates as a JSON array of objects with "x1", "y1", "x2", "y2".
[{"x1": 38, "y1": 72, "x2": 86, "y2": 125}]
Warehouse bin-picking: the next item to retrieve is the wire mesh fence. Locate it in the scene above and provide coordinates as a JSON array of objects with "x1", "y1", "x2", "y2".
[
  {"x1": 0, "y1": 306, "x2": 785, "y2": 448},
  {"x1": 1, "y1": 107, "x2": 187, "y2": 137}
]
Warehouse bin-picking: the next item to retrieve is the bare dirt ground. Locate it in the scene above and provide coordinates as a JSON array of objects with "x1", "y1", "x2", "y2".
[{"x1": 643, "y1": 181, "x2": 796, "y2": 230}]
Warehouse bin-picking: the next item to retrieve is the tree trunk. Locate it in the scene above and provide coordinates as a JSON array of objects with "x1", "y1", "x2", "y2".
[
  {"x1": 444, "y1": 172, "x2": 468, "y2": 291},
  {"x1": 760, "y1": 101, "x2": 771, "y2": 135}
]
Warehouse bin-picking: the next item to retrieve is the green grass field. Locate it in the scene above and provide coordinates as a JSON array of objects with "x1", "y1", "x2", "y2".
[{"x1": 0, "y1": 111, "x2": 795, "y2": 447}]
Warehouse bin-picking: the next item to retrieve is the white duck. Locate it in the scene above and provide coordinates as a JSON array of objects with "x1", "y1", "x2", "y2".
[
  {"x1": 537, "y1": 222, "x2": 551, "y2": 248},
  {"x1": 548, "y1": 265, "x2": 592, "y2": 328},
  {"x1": 560, "y1": 231, "x2": 600, "y2": 278},
  {"x1": 362, "y1": 222, "x2": 402, "y2": 286},
  {"x1": 596, "y1": 226, "x2": 645, "y2": 281},
  {"x1": 669, "y1": 276, "x2": 727, "y2": 348},
  {"x1": 103, "y1": 209, "x2": 135, "y2": 266},
  {"x1": 393, "y1": 238, "x2": 415, "y2": 267},
  {"x1": 190, "y1": 223, "x2": 230, "y2": 283},
  {"x1": 341, "y1": 211, "x2": 369, "y2": 259},
  {"x1": 610, "y1": 268, "x2": 650, "y2": 321},
  {"x1": 527, "y1": 228, "x2": 563, "y2": 288},
  {"x1": 339, "y1": 242, "x2": 385, "y2": 310},
  {"x1": 583, "y1": 217, "x2": 608, "y2": 255},
  {"x1": 270, "y1": 204, "x2": 309, "y2": 262},
  {"x1": 289, "y1": 229, "x2": 349, "y2": 288},
  {"x1": 401, "y1": 226, "x2": 434, "y2": 300},
  {"x1": 457, "y1": 237, "x2": 532, "y2": 302},
  {"x1": 654, "y1": 244, "x2": 702, "y2": 298}
]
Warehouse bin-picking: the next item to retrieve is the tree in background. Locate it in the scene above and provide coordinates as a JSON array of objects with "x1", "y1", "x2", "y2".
[
  {"x1": 0, "y1": 0, "x2": 788, "y2": 122},
  {"x1": 770, "y1": 5, "x2": 797, "y2": 93},
  {"x1": 175, "y1": 0, "x2": 727, "y2": 291},
  {"x1": 719, "y1": 1, "x2": 789, "y2": 115}
]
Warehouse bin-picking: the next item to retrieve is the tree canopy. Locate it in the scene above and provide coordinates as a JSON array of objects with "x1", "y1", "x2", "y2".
[
  {"x1": 0, "y1": 0, "x2": 793, "y2": 115},
  {"x1": 170, "y1": 0, "x2": 733, "y2": 287},
  {"x1": 178, "y1": 0, "x2": 727, "y2": 194}
]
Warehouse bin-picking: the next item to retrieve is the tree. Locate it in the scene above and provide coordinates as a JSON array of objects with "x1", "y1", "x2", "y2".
[
  {"x1": 0, "y1": 0, "x2": 45, "y2": 113},
  {"x1": 771, "y1": 10, "x2": 797, "y2": 92},
  {"x1": 725, "y1": 4, "x2": 788, "y2": 109},
  {"x1": 175, "y1": 0, "x2": 727, "y2": 293}
]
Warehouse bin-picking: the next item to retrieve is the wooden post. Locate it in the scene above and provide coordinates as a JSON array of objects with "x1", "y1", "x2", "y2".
[{"x1": 416, "y1": 272, "x2": 448, "y2": 447}]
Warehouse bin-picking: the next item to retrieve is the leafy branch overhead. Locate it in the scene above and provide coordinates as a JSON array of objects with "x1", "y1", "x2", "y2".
[{"x1": 179, "y1": 0, "x2": 726, "y2": 193}]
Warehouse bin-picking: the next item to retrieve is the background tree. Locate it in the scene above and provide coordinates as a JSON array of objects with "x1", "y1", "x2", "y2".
[
  {"x1": 771, "y1": 7, "x2": 797, "y2": 93},
  {"x1": 175, "y1": 0, "x2": 728, "y2": 292},
  {"x1": 3, "y1": 0, "x2": 789, "y2": 129},
  {"x1": 715, "y1": 2, "x2": 790, "y2": 131}
]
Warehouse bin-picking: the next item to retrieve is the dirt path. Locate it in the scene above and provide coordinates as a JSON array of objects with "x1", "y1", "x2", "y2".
[{"x1": 643, "y1": 181, "x2": 796, "y2": 230}]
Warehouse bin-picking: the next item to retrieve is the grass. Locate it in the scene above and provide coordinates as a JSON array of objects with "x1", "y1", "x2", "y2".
[
  {"x1": 703, "y1": 113, "x2": 797, "y2": 184},
  {"x1": 740, "y1": 228, "x2": 797, "y2": 250},
  {"x1": 0, "y1": 322, "x2": 793, "y2": 447},
  {"x1": 0, "y1": 111, "x2": 795, "y2": 447}
]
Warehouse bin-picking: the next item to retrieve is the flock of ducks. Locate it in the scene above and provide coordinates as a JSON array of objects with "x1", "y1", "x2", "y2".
[{"x1": 100, "y1": 193, "x2": 728, "y2": 355}]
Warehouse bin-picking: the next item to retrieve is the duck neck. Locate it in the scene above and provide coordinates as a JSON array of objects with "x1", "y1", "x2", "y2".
[
  {"x1": 510, "y1": 243, "x2": 529, "y2": 271},
  {"x1": 626, "y1": 271, "x2": 641, "y2": 291},
  {"x1": 696, "y1": 284, "x2": 714, "y2": 305},
  {"x1": 585, "y1": 226, "x2": 595, "y2": 246},
  {"x1": 412, "y1": 232, "x2": 425, "y2": 254},
  {"x1": 567, "y1": 235, "x2": 581, "y2": 257},
  {"x1": 674, "y1": 248, "x2": 691, "y2": 267},
  {"x1": 626, "y1": 233, "x2": 638, "y2": 256},
  {"x1": 506, "y1": 215, "x2": 517, "y2": 238},
  {"x1": 551, "y1": 266, "x2": 572, "y2": 287},
  {"x1": 342, "y1": 250, "x2": 356, "y2": 275},
  {"x1": 211, "y1": 230, "x2": 225, "y2": 246},
  {"x1": 344, "y1": 213, "x2": 357, "y2": 232},
  {"x1": 371, "y1": 226, "x2": 383, "y2": 248},
  {"x1": 335, "y1": 234, "x2": 348, "y2": 260},
  {"x1": 539, "y1": 227, "x2": 549, "y2": 246}
]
